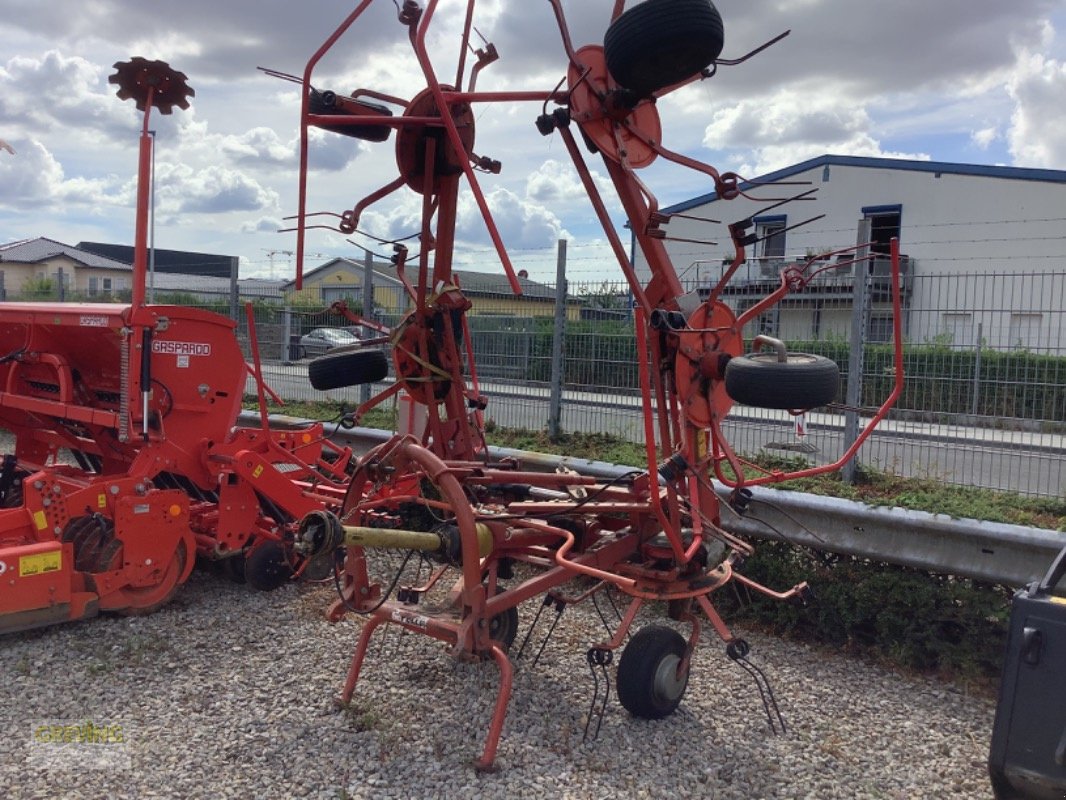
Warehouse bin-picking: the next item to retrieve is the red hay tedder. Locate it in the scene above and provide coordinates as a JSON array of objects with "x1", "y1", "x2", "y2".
[
  {"x1": 0, "y1": 59, "x2": 360, "y2": 632},
  {"x1": 0, "y1": 0, "x2": 907, "y2": 772},
  {"x1": 278, "y1": 0, "x2": 907, "y2": 770}
]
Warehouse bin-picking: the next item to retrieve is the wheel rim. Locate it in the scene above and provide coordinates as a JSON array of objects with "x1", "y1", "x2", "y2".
[{"x1": 653, "y1": 653, "x2": 686, "y2": 703}]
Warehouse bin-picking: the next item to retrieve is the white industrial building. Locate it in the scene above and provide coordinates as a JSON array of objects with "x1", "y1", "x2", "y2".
[{"x1": 634, "y1": 155, "x2": 1066, "y2": 352}]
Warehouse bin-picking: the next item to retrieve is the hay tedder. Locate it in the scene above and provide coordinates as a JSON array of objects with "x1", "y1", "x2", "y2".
[
  {"x1": 283, "y1": 0, "x2": 906, "y2": 769},
  {"x1": 0, "y1": 59, "x2": 361, "y2": 633}
]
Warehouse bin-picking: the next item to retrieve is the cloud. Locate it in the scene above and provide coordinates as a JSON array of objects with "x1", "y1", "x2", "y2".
[
  {"x1": 157, "y1": 163, "x2": 279, "y2": 215},
  {"x1": 525, "y1": 158, "x2": 614, "y2": 206},
  {"x1": 971, "y1": 126, "x2": 999, "y2": 150},
  {"x1": 700, "y1": 89, "x2": 930, "y2": 175},
  {"x1": 242, "y1": 216, "x2": 283, "y2": 233},
  {"x1": 1006, "y1": 52, "x2": 1066, "y2": 167},
  {"x1": 458, "y1": 186, "x2": 568, "y2": 250},
  {"x1": 0, "y1": 138, "x2": 67, "y2": 206},
  {"x1": 0, "y1": 138, "x2": 125, "y2": 209},
  {"x1": 0, "y1": 50, "x2": 138, "y2": 140}
]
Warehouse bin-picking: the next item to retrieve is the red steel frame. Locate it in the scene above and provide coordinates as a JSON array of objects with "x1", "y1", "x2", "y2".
[{"x1": 286, "y1": 0, "x2": 906, "y2": 770}]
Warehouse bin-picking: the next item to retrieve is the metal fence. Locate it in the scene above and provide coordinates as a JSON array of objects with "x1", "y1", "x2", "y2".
[{"x1": 7, "y1": 267, "x2": 1065, "y2": 498}]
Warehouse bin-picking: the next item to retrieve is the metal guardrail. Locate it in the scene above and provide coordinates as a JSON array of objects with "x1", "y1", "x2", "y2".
[{"x1": 241, "y1": 413, "x2": 1064, "y2": 589}]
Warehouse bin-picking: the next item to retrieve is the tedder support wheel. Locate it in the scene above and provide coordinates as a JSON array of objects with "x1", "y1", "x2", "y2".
[
  {"x1": 724, "y1": 352, "x2": 840, "y2": 410},
  {"x1": 308, "y1": 347, "x2": 389, "y2": 391},
  {"x1": 487, "y1": 585, "x2": 519, "y2": 651},
  {"x1": 604, "y1": 0, "x2": 725, "y2": 98},
  {"x1": 617, "y1": 624, "x2": 690, "y2": 719}
]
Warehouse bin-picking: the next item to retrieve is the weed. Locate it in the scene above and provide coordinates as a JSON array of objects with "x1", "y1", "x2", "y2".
[{"x1": 340, "y1": 700, "x2": 382, "y2": 733}]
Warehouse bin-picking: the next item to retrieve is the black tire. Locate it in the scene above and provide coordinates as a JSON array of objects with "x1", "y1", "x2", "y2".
[
  {"x1": 244, "y1": 541, "x2": 293, "y2": 591},
  {"x1": 489, "y1": 605, "x2": 519, "y2": 651},
  {"x1": 724, "y1": 353, "x2": 840, "y2": 410},
  {"x1": 308, "y1": 347, "x2": 389, "y2": 391},
  {"x1": 617, "y1": 625, "x2": 689, "y2": 719},
  {"x1": 485, "y1": 582, "x2": 519, "y2": 651},
  {"x1": 604, "y1": 0, "x2": 725, "y2": 98}
]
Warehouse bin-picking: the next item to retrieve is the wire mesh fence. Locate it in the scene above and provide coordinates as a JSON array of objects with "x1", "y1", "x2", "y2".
[{"x1": 5, "y1": 263, "x2": 1064, "y2": 498}]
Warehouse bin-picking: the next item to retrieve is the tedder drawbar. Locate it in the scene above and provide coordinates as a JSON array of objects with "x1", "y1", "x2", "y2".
[
  {"x1": 280, "y1": 0, "x2": 907, "y2": 770},
  {"x1": 0, "y1": 59, "x2": 380, "y2": 633}
]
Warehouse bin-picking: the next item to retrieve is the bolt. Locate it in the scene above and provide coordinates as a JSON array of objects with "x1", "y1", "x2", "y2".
[
  {"x1": 33, "y1": 480, "x2": 43, "y2": 490},
  {"x1": 360, "y1": 587, "x2": 368, "y2": 596},
  {"x1": 42, "y1": 498, "x2": 51, "y2": 507},
  {"x1": 53, "y1": 526, "x2": 62, "y2": 535},
  {"x1": 52, "y1": 485, "x2": 61, "y2": 495},
  {"x1": 145, "y1": 558, "x2": 153, "y2": 566},
  {"x1": 110, "y1": 485, "x2": 120, "y2": 495}
]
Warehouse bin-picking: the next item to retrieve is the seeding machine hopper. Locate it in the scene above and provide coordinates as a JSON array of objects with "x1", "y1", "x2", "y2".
[
  {"x1": 282, "y1": 0, "x2": 906, "y2": 770},
  {"x1": 0, "y1": 58, "x2": 360, "y2": 633}
]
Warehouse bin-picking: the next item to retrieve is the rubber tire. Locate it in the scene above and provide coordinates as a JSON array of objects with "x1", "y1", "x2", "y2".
[
  {"x1": 617, "y1": 624, "x2": 689, "y2": 719},
  {"x1": 487, "y1": 585, "x2": 519, "y2": 651},
  {"x1": 604, "y1": 0, "x2": 725, "y2": 98},
  {"x1": 308, "y1": 347, "x2": 389, "y2": 391},
  {"x1": 724, "y1": 352, "x2": 840, "y2": 410}
]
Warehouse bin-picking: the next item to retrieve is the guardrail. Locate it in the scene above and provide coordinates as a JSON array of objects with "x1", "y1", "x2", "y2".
[{"x1": 242, "y1": 413, "x2": 1064, "y2": 588}]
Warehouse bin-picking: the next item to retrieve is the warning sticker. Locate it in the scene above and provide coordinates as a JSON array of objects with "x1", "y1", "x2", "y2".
[
  {"x1": 20, "y1": 551, "x2": 62, "y2": 577},
  {"x1": 80, "y1": 315, "x2": 110, "y2": 327}
]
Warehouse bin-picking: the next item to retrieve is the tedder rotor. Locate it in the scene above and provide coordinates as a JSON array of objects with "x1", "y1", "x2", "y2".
[
  {"x1": 0, "y1": 59, "x2": 373, "y2": 633},
  {"x1": 283, "y1": 0, "x2": 906, "y2": 771}
]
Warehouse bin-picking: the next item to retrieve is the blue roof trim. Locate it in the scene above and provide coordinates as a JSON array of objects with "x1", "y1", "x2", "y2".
[
  {"x1": 752, "y1": 214, "x2": 787, "y2": 224},
  {"x1": 861, "y1": 204, "x2": 902, "y2": 216},
  {"x1": 663, "y1": 154, "x2": 1066, "y2": 213}
]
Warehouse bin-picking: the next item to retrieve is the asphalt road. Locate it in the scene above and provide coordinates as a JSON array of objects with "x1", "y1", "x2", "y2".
[{"x1": 254, "y1": 361, "x2": 1065, "y2": 497}]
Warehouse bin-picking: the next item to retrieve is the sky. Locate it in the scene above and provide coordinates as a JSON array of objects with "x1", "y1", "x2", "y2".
[{"x1": 1, "y1": 0, "x2": 1065, "y2": 284}]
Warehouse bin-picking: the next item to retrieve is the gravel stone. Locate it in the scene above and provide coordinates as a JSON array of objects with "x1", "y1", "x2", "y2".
[{"x1": 0, "y1": 569, "x2": 996, "y2": 799}]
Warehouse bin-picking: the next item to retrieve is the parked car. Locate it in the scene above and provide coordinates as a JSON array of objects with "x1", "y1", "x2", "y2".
[{"x1": 298, "y1": 327, "x2": 360, "y2": 358}]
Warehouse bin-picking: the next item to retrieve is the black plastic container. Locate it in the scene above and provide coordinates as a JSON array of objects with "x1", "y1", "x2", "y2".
[{"x1": 989, "y1": 545, "x2": 1066, "y2": 798}]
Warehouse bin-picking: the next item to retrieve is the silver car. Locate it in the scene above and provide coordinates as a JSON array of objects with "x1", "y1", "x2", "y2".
[{"x1": 298, "y1": 327, "x2": 360, "y2": 358}]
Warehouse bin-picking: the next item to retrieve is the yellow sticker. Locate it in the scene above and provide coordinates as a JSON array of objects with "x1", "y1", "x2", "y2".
[
  {"x1": 1051, "y1": 596, "x2": 1066, "y2": 606},
  {"x1": 252, "y1": 465, "x2": 264, "y2": 479},
  {"x1": 98, "y1": 494, "x2": 107, "y2": 509},
  {"x1": 32, "y1": 510, "x2": 47, "y2": 530},
  {"x1": 20, "y1": 550, "x2": 62, "y2": 577}
]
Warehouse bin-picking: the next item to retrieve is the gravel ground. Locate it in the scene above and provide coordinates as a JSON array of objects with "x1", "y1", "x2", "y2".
[{"x1": 0, "y1": 568, "x2": 996, "y2": 799}]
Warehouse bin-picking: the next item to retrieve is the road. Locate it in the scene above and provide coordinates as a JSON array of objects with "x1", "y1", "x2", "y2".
[{"x1": 252, "y1": 361, "x2": 1065, "y2": 497}]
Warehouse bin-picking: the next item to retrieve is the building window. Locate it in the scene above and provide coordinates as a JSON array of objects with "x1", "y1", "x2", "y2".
[
  {"x1": 102, "y1": 277, "x2": 113, "y2": 292},
  {"x1": 1008, "y1": 313, "x2": 1042, "y2": 351},
  {"x1": 752, "y1": 214, "x2": 786, "y2": 278},
  {"x1": 89, "y1": 277, "x2": 99, "y2": 295},
  {"x1": 868, "y1": 314, "x2": 894, "y2": 344},
  {"x1": 862, "y1": 204, "x2": 902, "y2": 257}
]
